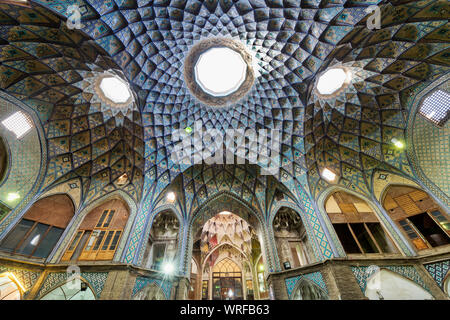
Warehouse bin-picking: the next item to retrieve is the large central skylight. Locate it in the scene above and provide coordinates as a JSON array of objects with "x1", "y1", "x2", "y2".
[
  {"x1": 195, "y1": 47, "x2": 247, "y2": 97},
  {"x1": 99, "y1": 76, "x2": 132, "y2": 104}
]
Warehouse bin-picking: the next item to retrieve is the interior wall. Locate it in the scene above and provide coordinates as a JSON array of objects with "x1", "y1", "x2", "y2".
[
  {"x1": 0, "y1": 95, "x2": 42, "y2": 221},
  {"x1": 412, "y1": 113, "x2": 450, "y2": 198}
]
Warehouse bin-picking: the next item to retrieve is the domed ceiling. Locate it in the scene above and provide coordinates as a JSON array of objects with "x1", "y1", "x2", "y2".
[{"x1": 0, "y1": 0, "x2": 449, "y2": 209}]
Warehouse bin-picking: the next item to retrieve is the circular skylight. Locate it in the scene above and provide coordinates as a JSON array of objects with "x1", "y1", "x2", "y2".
[
  {"x1": 99, "y1": 76, "x2": 132, "y2": 104},
  {"x1": 316, "y1": 68, "x2": 349, "y2": 95},
  {"x1": 195, "y1": 47, "x2": 247, "y2": 97}
]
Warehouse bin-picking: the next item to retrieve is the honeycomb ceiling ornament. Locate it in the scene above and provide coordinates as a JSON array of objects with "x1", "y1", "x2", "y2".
[
  {"x1": 304, "y1": 1, "x2": 450, "y2": 199},
  {"x1": 1, "y1": 0, "x2": 448, "y2": 209},
  {"x1": 73, "y1": 69, "x2": 137, "y2": 125},
  {"x1": 200, "y1": 212, "x2": 253, "y2": 257},
  {"x1": 30, "y1": 0, "x2": 381, "y2": 201},
  {"x1": 0, "y1": 2, "x2": 145, "y2": 204}
]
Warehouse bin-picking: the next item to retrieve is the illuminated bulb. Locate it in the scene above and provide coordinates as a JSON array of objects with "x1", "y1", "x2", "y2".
[
  {"x1": 166, "y1": 192, "x2": 176, "y2": 202},
  {"x1": 185, "y1": 127, "x2": 193, "y2": 134},
  {"x1": 7, "y1": 192, "x2": 20, "y2": 202},
  {"x1": 228, "y1": 289, "x2": 234, "y2": 297},
  {"x1": 321, "y1": 168, "x2": 337, "y2": 182},
  {"x1": 219, "y1": 211, "x2": 232, "y2": 215},
  {"x1": 391, "y1": 138, "x2": 404, "y2": 149},
  {"x1": 162, "y1": 262, "x2": 174, "y2": 275},
  {"x1": 259, "y1": 264, "x2": 264, "y2": 272}
]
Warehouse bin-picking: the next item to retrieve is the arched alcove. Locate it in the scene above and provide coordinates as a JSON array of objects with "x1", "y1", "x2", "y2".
[
  {"x1": 382, "y1": 185, "x2": 450, "y2": 251},
  {"x1": 0, "y1": 273, "x2": 21, "y2": 300},
  {"x1": 0, "y1": 194, "x2": 74, "y2": 259},
  {"x1": 324, "y1": 191, "x2": 398, "y2": 255},
  {"x1": 292, "y1": 279, "x2": 329, "y2": 300},
  {"x1": 133, "y1": 283, "x2": 166, "y2": 300},
  {"x1": 142, "y1": 209, "x2": 180, "y2": 271},
  {"x1": 364, "y1": 269, "x2": 433, "y2": 300},
  {"x1": 61, "y1": 198, "x2": 130, "y2": 262},
  {"x1": 272, "y1": 207, "x2": 315, "y2": 269},
  {"x1": 40, "y1": 280, "x2": 95, "y2": 300}
]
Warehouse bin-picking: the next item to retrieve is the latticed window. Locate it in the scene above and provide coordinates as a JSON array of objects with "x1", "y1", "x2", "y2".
[{"x1": 419, "y1": 89, "x2": 450, "y2": 127}]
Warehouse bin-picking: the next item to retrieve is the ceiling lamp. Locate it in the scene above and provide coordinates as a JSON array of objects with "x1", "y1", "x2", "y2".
[
  {"x1": 321, "y1": 168, "x2": 337, "y2": 182},
  {"x1": 2, "y1": 111, "x2": 33, "y2": 139},
  {"x1": 316, "y1": 68, "x2": 350, "y2": 96},
  {"x1": 99, "y1": 76, "x2": 132, "y2": 104},
  {"x1": 391, "y1": 138, "x2": 404, "y2": 149},
  {"x1": 6, "y1": 192, "x2": 20, "y2": 202},
  {"x1": 195, "y1": 47, "x2": 247, "y2": 97}
]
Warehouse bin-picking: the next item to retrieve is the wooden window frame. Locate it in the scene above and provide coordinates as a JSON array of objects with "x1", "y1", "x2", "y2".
[{"x1": 63, "y1": 210, "x2": 123, "y2": 262}]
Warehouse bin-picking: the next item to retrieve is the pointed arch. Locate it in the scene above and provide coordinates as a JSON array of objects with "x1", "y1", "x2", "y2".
[
  {"x1": 53, "y1": 190, "x2": 137, "y2": 263},
  {"x1": 365, "y1": 269, "x2": 433, "y2": 300}
]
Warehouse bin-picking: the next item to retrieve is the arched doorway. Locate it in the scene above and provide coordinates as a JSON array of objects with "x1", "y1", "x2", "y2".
[
  {"x1": 211, "y1": 258, "x2": 243, "y2": 300},
  {"x1": 194, "y1": 210, "x2": 263, "y2": 300},
  {"x1": 0, "y1": 194, "x2": 74, "y2": 259},
  {"x1": 40, "y1": 280, "x2": 95, "y2": 300},
  {"x1": 272, "y1": 207, "x2": 315, "y2": 270},
  {"x1": 324, "y1": 190, "x2": 398, "y2": 255},
  {"x1": 62, "y1": 198, "x2": 129, "y2": 262},
  {"x1": 364, "y1": 269, "x2": 433, "y2": 300},
  {"x1": 382, "y1": 185, "x2": 450, "y2": 251},
  {"x1": 143, "y1": 210, "x2": 180, "y2": 272}
]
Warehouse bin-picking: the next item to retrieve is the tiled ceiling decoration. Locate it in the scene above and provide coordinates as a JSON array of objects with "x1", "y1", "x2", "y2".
[
  {"x1": 304, "y1": 1, "x2": 449, "y2": 199},
  {"x1": 31, "y1": 0, "x2": 389, "y2": 203},
  {"x1": 0, "y1": 2, "x2": 145, "y2": 204},
  {"x1": 0, "y1": 1, "x2": 448, "y2": 253}
]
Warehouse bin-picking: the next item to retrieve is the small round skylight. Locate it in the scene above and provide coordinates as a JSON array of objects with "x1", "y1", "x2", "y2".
[
  {"x1": 316, "y1": 68, "x2": 349, "y2": 96},
  {"x1": 99, "y1": 76, "x2": 132, "y2": 104},
  {"x1": 195, "y1": 47, "x2": 247, "y2": 97}
]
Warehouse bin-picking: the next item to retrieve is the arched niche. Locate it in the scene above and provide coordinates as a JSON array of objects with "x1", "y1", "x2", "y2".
[
  {"x1": 365, "y1": 269, "x2": 433, "y2": 300},
  {"x1": 40, "y1": 280, "x2": 95, "y2": 300},
  {"x1": 272, "y1": 206, "x2": 315, "y2": 269},
  {"x1": 0, "y1": 273, "x2": 21, "y2": 300},
  {"x1": 382, "y1": 185, "x2": 450, "y2": 251},
  {"x1": 61, "y1": 198, "x2": 130, "y2": 262},
  {"x1": 324, "y1": 191, "x2": 398, "y2": 256},
  {"x1": 133, "y1": 283, "x2": 166, "y2": 300},
  {"x1": 292, "y1": 279, "x2": 329, "y2": 300},
  {"x1": 0, "y1": 136, "x2": 8, "y2": 184},
  {"x1": 142, "y1": 209, "x2": 180, "y2": 271},
  {"x1": 0, "y1": 194, "x2": 74, "y2": 259}
]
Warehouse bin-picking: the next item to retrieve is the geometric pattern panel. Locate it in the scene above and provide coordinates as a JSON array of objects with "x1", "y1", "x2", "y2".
[
  {"x1": 132, "y1": 276, "x2": 172, "y2": 300},
  {"x1": 424, "y1": 260, "x2": 450, "y2": 289},
  {"x1": 285, "y1": 271, "x2": 328, "y2": 299}
]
